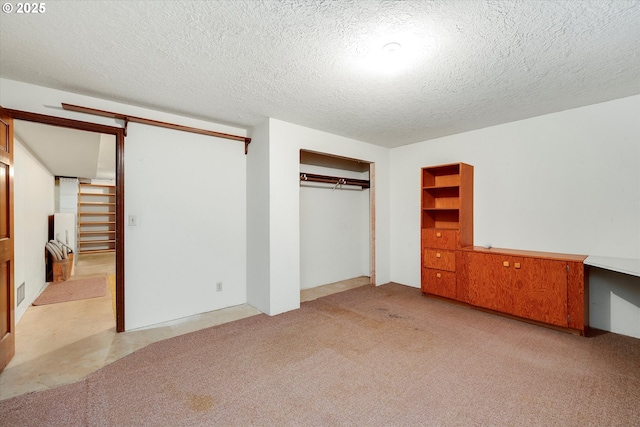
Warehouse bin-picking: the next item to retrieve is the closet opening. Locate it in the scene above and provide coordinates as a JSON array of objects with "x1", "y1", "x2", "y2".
[{"x1": 299, "y1": 150, "x2": 375, "y2": 294}]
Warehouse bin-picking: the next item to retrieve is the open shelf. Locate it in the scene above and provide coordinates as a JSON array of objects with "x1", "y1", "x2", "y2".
[
  {"x1": 78, "y1": 202, "x2": 116, "y2": 206},
  {"x1": 78, "y1": 192, "x2": 116, "y2": 196},
  {"x1": 78, "y1": 249, "x2": 116, "y2": 254},
  {"x1": 422, "y1": 209, "x2": 460, "y2": 229},
  {"x1": 420, "y1": 163, "x2": 473, "y2": 239},
  {"x1": 78, "y1": 212, "x2": 116, "y2": 216},
  {"x1": 77, "y1": 183, "x2": 116, "y2": 254},
  {"x1": 423, "y1": 186, "x2": 460, "y2": 209},
  {"x1": 421, "y1": 164, "x2": 461, "y2": 187}
]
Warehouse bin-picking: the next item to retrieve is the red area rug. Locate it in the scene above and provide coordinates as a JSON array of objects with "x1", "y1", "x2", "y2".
[{"x1": 33, "y1": 276, "x2": 107, "y2": 306}]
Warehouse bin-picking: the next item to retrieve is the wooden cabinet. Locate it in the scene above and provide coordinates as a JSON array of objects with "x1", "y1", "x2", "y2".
[
  {"x1": 422, "y1": 267, "x2": 456, "y2": 300},
  {"x1": 420, "y1": 163, "x2": 473, "y2": 301},
  {"x1": 461, "y1": 247, "x2": 588, "y2": 334},
  {"x1": 422, "y1": 229, "x2": 457, "y2": 250},
  {"x1": 421, "y1": 163, "x2": 473, "y2": 246},
  {"x1": 510, "y1": 257, "x2": 568, "y2": 326},
  {"x1": 419, "y1": 162, "x2": 588, "y2": 335},
  {"x1": 77, "y1": 183, "x2": 116, "y2": 254},
  {"x1": 466, "y1": 252, "x2": 514, "y2": 313},
  {"x1": 423, "y1": 249, "x2": 456, "y2": 271}
]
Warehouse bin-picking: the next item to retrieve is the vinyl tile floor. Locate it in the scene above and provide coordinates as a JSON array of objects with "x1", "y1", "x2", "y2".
[{"x1": 0, "y1": 253, "x2": 369, "y2": 401}]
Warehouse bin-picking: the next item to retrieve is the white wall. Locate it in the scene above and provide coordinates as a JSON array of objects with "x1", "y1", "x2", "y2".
[
  {"x1": 56, "y1": 178, "x2": 78, "y2": 256},
  {"x1": 246, "y1": 119, "x2": 271, "y2": 314},
  {"x1": 57, "y1": 177, "x2": 78, "y2": 214},
  {"x1": 1, "y1": 79, "x2": 248, "y2": 330},
  {"x1": 14, "y1": 137, "x2": 54, "y2": 323},
  {"x1": 390, "y1": 95, "x2": 640, "y2": 337},
  {"x1": 248, "y1": 118, "x2": 389, "y2": 316},
  {"x1": 125, "y1": 123, "x2": 246, "y2": 329},
  {"x1": 299, "y1": 164, "x2": 370, "y2": 289}
]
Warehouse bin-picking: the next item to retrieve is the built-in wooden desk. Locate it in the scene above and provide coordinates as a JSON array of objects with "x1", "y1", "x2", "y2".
[{"x1": 585, "y1": 256, "x2": 640, "y2": 278}]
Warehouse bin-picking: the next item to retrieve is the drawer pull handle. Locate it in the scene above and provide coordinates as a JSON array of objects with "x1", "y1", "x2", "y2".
[
  {"x1": 436, "y1": 252, "x2": 441, "y2": 258},
  {"x1": 436, "y1": 273, "x2": 441, "y2": 278},
  {"x1": 514, "y1": 262, "x2": 521, "y2": 269},
  {"x1": 503, "y1": 261, "x2": 510, "y2": 267},
  {"x1": 436, "y1": 232, "x2": 442, "y2": 238}
]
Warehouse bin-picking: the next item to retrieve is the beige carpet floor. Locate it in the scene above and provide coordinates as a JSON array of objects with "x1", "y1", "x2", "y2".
[{"x1": 1, "y1": 283, "x2": 639, "y2": 426}]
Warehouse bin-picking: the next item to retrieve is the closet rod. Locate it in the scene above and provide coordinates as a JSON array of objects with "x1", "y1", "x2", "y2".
[
  {"x1": 300, "y1": 173, "x2": 370, "y2": 189},
  {"x1": 61, "y1": 103, "x2": 252, "y2": 154}
]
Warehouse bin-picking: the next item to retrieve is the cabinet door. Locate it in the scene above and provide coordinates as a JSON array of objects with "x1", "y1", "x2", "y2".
[
  {"x1": 511, "y1": 258, "x2": 568, "y2": 327},
  {"x1": 468, "y1": 253, "x2": 513, "y2": 313}
]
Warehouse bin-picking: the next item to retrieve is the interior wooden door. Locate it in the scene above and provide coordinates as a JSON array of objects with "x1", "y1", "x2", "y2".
[{"x1": 0, "y1": 109, "x2": 15, "y2": 372}]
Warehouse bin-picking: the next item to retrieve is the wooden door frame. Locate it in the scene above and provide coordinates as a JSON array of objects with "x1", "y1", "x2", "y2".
[
  {"x1": 4, "y1": 108, "x2": 126, "y2": 332},
  {"x1": 369, "y1": 162, "x2": 376, "y2": 285},
  {"x1": 0, "y1": 110, "x2": 16, "y2": 371}
]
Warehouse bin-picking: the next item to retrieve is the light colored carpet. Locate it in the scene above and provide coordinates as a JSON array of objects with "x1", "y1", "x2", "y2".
[
  {"x1": 32, "y1": 276, "x2": 107, "y2": 306},
  {"x1": 5, "y1": 283, "x2": 640, "y2": 426}
]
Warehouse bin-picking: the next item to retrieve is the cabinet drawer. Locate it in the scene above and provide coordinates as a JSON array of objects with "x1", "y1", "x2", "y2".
[
  {"x1": 422, "y1": 229, "x2": 457, "y2": 250},
  {"x1": 423, "y1": 249, "x2": 456, "y2": 272},
  {"x1": 422, "y1": 268, "x2": 456, "y2": 299}
]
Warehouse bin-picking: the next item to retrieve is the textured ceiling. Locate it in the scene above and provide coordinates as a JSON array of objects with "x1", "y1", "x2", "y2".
[{"x1": 1, "y1": 1, "x2": 639, "y2": 148}]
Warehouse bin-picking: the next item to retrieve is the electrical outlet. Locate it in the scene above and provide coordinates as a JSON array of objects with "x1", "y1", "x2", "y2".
[{"x1": 216, "y1": 282, "x2": 223, "y2": 292}]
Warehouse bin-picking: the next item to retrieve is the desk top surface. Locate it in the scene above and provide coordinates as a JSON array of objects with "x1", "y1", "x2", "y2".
[{"x1": 585, "y1": 256, "x2": 640, "y2": 277}]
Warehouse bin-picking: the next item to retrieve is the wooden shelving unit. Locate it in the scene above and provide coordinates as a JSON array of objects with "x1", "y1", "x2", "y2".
[
  {"x1": 421, "y1": 163, "x2": 474, "y2": 241},
  {"x1": 420, "y1": 163, "x2": 474, "y2": 300},
  {"x1": 77, "y1": 183, "x2": 116, "y2": 254},
  {"x1": 419, "y1": 162, "x2": 588, "y2": 335}
]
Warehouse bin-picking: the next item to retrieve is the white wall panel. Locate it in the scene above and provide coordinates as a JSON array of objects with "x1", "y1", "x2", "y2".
[
  {"x1": 14, "y1": 138, "x2": 54, "y2": 323},
  {"x1": 124, "y1": 123, "x2": 246, "y2": 330}
]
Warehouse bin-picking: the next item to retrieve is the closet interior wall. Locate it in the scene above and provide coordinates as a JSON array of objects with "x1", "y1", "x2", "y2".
[{"x1": 299, "y1": 151, "x2": 371, "y2": 290}]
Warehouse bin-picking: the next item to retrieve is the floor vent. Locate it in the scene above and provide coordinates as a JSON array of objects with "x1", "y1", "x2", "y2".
[{"x1": 17, "y1": 282, "x2": 25, "y2": 305}]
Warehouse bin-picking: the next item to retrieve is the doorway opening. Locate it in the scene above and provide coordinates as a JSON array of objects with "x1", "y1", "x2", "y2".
[
  {"x1": 6, "y1": 109, "x2": 125, "y2": 332},
  {"x1": 17, "y1": 119, "x2": 116, "y2": 311}
]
